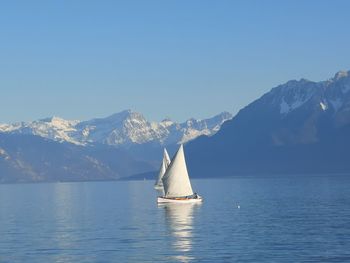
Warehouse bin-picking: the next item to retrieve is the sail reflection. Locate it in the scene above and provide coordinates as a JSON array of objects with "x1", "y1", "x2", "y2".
[{"x1": 160, "y1": 202, "x2": 201, "y2": 262}]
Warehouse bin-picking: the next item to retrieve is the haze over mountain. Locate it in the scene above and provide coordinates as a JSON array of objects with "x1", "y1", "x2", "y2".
[
  {"x1": 0, "y1": 133, "x2": 153, "y2": 183},
  {"x1": 187, "y1": 70, "x2": 350, "y2": 176},
  {"x1": 0, "y1": 111, "x2": 231, "y2": 183}
]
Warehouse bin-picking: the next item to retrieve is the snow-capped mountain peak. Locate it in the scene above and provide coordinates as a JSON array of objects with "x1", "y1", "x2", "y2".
[
  {"x1": 333, "y1": 70, "x2": 349, "y2": 81},
  {"x1": 266, "y1": 70, "x2": 350, "y2": 116},
  {"x1": 0, "y1": 110, "x2": 232, "y2": 147},
  {"x1": 268, "y1": 79, "x2": 318, "y2": 115},
  {"x1": 1, "y1": 116, "x2": 82, "y2": 145},
  {"x1": 40, "y1": 116, "x2": 79, "y2": 129}
]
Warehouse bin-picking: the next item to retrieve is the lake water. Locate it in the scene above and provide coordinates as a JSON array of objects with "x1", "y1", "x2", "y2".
[{"x1": 0, "y1": 175, "x2": 350, "y2": 262}]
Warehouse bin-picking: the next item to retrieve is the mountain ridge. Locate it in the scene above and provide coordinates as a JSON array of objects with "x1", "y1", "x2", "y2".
[
  {"x1": 0, "y1": 111, "x2": 232, "y2": 147},
  {"x1": 2, "y1": 70, "x2": 350, "y2": 183},
  {"x1": 187, "y1": 70, "x2": 350, "y2": 176},
  {"x1": 0, "y1": 110, "x2": 232, "y2": 183}
]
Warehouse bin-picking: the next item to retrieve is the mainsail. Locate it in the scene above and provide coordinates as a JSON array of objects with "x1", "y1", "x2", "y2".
[
  {"x1": 162, "y1": 144, "x2": 194, "y2": 198},
  {"x1": 155, "y1": 148, "x2": 171, "y2": 188}
]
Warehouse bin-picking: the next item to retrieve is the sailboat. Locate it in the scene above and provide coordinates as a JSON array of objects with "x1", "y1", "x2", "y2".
[
  {"x1": 157, "y1": 144, "x2": 202, "y2": 203},
  {"x1": 154, "y1": 148, "x2": 171, "y2": 190}
]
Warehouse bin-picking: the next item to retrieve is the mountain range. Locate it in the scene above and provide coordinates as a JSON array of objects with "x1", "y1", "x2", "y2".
[
  {"x1": 0, "y1": 110, "x2": 232, "y2": 147},
  {"x1": 0, "y1": 111, "x2": 231, "y2": 183},
  {"x1": 1, "y1": 69, "x2": 350, "y2": 183},
  {"x1": 187, "y1": 70, "x2": 350, "y2": 176}
]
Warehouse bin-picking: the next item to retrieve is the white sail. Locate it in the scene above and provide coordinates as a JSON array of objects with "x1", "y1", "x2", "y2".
[
  {"x1": 162, "y1": 144, "x2": 194, "y2": 198},
  {"x1": 164, "y1": 148, "x2": 171, "y2": 165},
  {"x1": 155, "y1": 148, "x2": 171, "y2": 187}
]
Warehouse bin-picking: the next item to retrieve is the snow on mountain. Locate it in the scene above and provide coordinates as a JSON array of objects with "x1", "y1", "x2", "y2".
[
  {"x1": 73, "y1": 110, "x2": 232, "y2": 146},
  {"x1": 73, "y1": 110, "x2": 169, "y2": 146},
  {"x1": 186, "y1": 69, "x2": 350, "y2": 177},
  {"x1": 0, "y1": 147, "x2": 10, "y2": 160},
  {"x1": 333, "y1": 70, "x2": 348, "y2": 80},
  {"x1": 165, "y1": 112, "x2": 233, "y2": 144},
  {"x1": 268, "y1": 79, "x2": 318, "y2": 115},
  {"x1": 0, "y1": 110, "x2": 232, "y2": 147},
  {"x1": 319, "y1": 101, "x2": 328, "y2": 111},
  {"x1": 0, "y1": 117, "x2": 81, "y2": 145},
  {"x1": 267, "y1": 70, "x2": 350, "y2": 116}
]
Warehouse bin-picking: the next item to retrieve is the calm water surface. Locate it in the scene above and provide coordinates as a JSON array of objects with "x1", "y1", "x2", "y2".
[{"x1": 0, "y1": 175, "x2": 350, "y2": 262}]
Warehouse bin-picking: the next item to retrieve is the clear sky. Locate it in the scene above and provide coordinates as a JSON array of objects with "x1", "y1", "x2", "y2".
[{"x1": 1, "y1": 0, "x2": 350, "y2": 123}]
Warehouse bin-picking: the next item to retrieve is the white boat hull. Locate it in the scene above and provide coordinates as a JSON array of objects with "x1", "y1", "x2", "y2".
[{"x1": 157, "y1": 196, "x2": 203, "y2": 203}]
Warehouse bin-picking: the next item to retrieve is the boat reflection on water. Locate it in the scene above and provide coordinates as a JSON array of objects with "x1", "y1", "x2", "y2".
[{"x1": 159, "y1": 202, "x2": 201, "y2": 263}]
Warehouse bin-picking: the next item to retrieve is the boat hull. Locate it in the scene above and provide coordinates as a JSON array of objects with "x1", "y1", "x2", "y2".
[{"x1": 157, "y1": 196, "x2": 203, "y2": 203}]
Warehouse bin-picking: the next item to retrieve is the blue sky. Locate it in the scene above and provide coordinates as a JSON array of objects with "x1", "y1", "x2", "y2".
[{"x1": 1, "y1": 0, "x2": 350, "y2": 123}]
